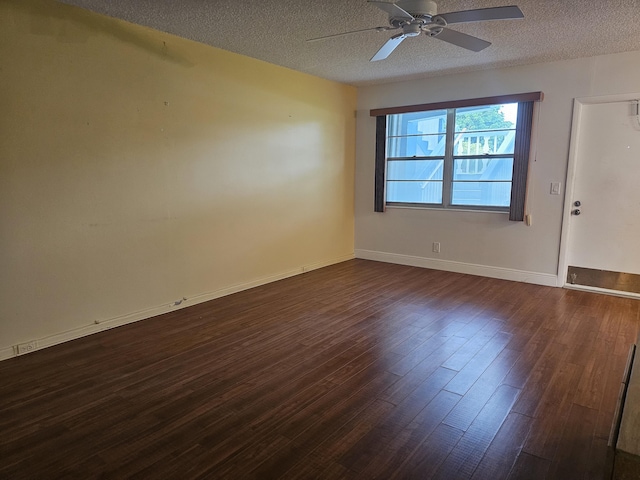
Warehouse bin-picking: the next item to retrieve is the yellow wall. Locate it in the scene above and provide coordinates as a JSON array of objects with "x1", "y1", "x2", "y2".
[{"x1": 0, "y1": 0, "x2": 356, "y2": 357}]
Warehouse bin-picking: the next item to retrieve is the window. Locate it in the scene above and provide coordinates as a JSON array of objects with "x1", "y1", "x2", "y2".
[{"x1": 373, "y1": 93, "x2": 542, "y2": 221}]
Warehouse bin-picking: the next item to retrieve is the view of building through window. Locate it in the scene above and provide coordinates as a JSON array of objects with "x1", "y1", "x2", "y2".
[{"x1": 385, "y1": 103, "x2": 518, "y2": 209}]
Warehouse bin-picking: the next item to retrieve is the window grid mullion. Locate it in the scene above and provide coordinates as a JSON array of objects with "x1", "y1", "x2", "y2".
[
  {"x1": 452, "y1": 154, "x2": 514, "y2": 159},
  {"x1": 442, "y1": 109, "x2": 456, "y2": 208}
]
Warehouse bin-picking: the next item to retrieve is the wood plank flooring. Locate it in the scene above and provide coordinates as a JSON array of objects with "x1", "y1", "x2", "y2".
[{"x1": 0, "y1": 259, "x2": 638, "y2": 479}]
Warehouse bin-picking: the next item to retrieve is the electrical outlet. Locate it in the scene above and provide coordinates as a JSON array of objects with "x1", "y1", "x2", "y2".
[
  {"x1": 15, "y1": 341, "x2": 37, "y2": 355},
  {"x1": 432, "y1": 242, "x2": 441, "y2": 253}
]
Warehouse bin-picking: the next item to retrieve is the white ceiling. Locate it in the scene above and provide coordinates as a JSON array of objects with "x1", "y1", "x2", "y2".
[{"x1": 56, "y1": 0, "x2": 640, "y2": 86}]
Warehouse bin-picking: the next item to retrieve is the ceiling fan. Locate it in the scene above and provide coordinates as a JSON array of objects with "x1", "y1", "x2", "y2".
[{"x1": 308, "y1": 0, "x2": 524, "y2": 61}]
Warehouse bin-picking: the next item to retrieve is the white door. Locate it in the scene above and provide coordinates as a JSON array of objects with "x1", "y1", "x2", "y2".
[{"x1": 563, "y1": 100, "x2": 640, "y2": 292}]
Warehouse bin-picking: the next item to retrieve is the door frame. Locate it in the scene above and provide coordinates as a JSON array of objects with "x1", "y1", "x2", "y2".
[{"x1": 557, "y1": 92, "x2": 640, "y2": 295}]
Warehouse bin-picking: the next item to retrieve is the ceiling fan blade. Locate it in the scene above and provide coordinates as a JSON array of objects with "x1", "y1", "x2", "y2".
[
  {"x1": 307, "y1": 26, "x2": 394, "y2": 42},
  {"x1": 437, "y1": 5, "x2": 524, "y2": 24},
  {"x1": 371, "y1": 34, "x2": 407, "y2": 61},
  {"x1": 368, "y1": 1, "x2": 414, "y2": 21},
  {"x1": 431, "y1": 28, "x2": 491, "y2": 52}
]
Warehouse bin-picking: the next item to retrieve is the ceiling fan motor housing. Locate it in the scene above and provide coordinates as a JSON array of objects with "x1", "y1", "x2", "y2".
[{"x1": 396, "y1": 0, "x2": 437, "y2": 17}]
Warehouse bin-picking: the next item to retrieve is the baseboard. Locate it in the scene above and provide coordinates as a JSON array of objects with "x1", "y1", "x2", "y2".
[
  {"x1": 0, "y1": 253, "x2": 355, "y2": 362},
  {"x1": 0, "y1": 345, "x2": 15, "y2": 361},
  {"x1": 563, "y1": 283, "x2": 640, "y2": 300},
  {"x1": 355, "y1": 249, "x2": 558, "y2": 287},
  {"x1": 184, "y1": 253, "x2": 355, "y2": 306}
]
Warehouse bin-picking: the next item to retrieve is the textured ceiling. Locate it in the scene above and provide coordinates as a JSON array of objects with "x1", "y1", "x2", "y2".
[{"x1": 56, "y1": 0, "x2": 640, "y2": 86}]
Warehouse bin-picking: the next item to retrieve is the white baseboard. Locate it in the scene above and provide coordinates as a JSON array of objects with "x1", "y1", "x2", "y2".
[
  {"x1": 563, "y1": 283, "x2": 640, "y2": 300},
  {"x1": 183, "y1": 253, "x2": 355, "y2": 307},
  {"x1": 355, "y1": 249, "x2": 558, "y2": 287},
  {"x1": 0, "y1": 345, "x2": 15, "y2": 360},
  {"x1": 0, "y1": 253, "x2": 355, "y2": 362}
]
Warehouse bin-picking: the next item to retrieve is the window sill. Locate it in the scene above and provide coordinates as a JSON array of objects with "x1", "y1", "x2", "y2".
[{"x1": 385, "y1": 204, "x2": 510, "y2": 215}]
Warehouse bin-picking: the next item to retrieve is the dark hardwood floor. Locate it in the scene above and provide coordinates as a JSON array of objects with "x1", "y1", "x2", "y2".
[{"x1": 1, "y1": 259, "x2": 638, "y2": 479}]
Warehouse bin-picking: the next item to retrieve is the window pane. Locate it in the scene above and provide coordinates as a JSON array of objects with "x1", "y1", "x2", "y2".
[
  {"x1": 387, "y1": 134, "x2": 446, "y2": 158},
  {"x1": 386, "y1": 181, "x2": 443, "y2": 204},
  {"x1": 455, "y1": 103, "x2": 517, "y2": 133},
  {"x1": 389, "y1": 110, "x2": 448, "y2": 135},
  {"x1": 453, "y1": 158, "x2": 513, "y2": 180},
  {"x1": 453, "y1": 130, "x2": 516, "y2": 155},
  {"x1": 451, "y1": 181, "x2": 512, "y2": 207},
  {"x1": 387, "y1": 110, "x2": 448, "y2": 158},
  {"x1": 387, "y1": 160, "x2": 444, "y2": 181}
]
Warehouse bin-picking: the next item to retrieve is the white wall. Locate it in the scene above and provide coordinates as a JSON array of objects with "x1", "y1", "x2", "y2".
[
  {"x1": 354, "y1": 50, "x2": 640, "y2": 285},
  {"x1": 0, "y1": 0, "x2": 356, "y2": 359}
]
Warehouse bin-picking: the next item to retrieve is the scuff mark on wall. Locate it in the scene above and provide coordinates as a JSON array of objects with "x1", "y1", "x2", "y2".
[{"x1": 8, "y1": 0, "x2": 193, "y2": 66}]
